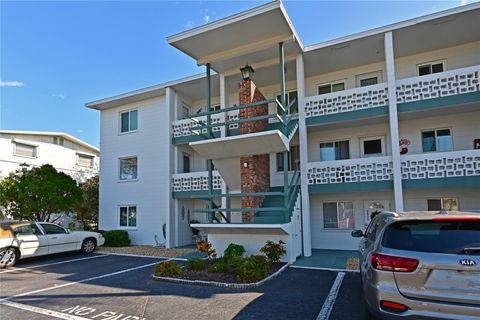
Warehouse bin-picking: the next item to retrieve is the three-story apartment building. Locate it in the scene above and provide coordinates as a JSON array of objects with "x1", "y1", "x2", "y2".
[{"x1": 87, "y1": 1, "x2": 480, "y2": 262}]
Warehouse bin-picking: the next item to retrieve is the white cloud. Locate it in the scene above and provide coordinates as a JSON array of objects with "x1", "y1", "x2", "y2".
[
  {"x1": 184, "y1": 20, "x2": 194, "y2": 28},
  {"x1": 0, "y1": 80, "x2": 24, "y2": 87},
  {"x1": 204, "y1": 15, "x2": 210, "y2": 23},
  {"x1": 76, "y1": 129, "x2": 84, "y2": 133},
  {"x1": 459, "y1": 0, "x2": 470, "y2": 5},
  {"x1": 51, "y1": 93, "x2": 66, "y2": 100}
]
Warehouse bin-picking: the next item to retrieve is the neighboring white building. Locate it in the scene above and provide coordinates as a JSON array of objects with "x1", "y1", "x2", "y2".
[
  {"x1": 0, "y1": 130, "x2": 99, "y2": 182},
  {"x1": 86, "y1": 1, "x2": 480, "y2": 262}
]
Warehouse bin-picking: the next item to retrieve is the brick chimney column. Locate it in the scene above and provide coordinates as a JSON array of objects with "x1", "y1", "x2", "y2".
[{"x1": 238, "y1": 79, "x2": 270, "y2": 223}]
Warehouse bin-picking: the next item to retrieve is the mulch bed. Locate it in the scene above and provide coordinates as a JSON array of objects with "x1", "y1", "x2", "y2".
[{"x1": 176, "y1": 262, "x2": 285, "y2": 283}]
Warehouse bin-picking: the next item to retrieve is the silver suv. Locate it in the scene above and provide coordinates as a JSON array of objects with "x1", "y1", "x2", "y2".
[{"x1": 351, "y1": 211, "x2": 480, "y2": 320}]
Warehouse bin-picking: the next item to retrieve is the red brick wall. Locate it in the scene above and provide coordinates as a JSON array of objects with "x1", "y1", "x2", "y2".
[{"x1": 238, "y1": 79, "x2": 270, "y2": 222}]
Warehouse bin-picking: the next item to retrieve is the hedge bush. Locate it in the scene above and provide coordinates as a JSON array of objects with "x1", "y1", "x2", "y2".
[
  {"x1": 210, "y1": 256, "x2": 242, "y2": 274},
  {"x1": 103, "y1": 230, "x2": 130, "y2": 247},
  {"x1": 154, "y1": 261, "x2": 181, "y2": 277},
  {"x1": 223, "y1": 243, "x2": 245, "y2": 260},
  {"x1": 237, "y1": 255, "x2": 268, "y2": 283},
  {"x1": 260, "y1": 240, "x2": 286, "y2": 263},
  {"x1": 185, "y1": 258, "x2": 209, "y2": 271}
]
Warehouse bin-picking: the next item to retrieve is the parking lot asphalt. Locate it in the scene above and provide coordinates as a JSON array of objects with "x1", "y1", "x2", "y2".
[{"x1": 0, "y1": 252, "x2": 365, "y2": 320}]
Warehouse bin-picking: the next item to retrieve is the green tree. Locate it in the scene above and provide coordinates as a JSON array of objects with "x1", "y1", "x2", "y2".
[
  {"x1": 76, "y1": 175, "x2": 99, "y2": 229},
  {"x1": 0, "y1": 164, "x2": 82, "y2": 222}
]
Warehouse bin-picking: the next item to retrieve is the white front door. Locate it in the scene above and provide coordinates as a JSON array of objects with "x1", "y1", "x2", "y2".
[{"x1": 363, "y1": 200, "x2": 390, "y2": 226}]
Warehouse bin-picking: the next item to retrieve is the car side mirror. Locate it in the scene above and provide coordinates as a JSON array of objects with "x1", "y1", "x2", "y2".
[{"x1": 351, "y1": 230, "x2": 365, "y2": 238}]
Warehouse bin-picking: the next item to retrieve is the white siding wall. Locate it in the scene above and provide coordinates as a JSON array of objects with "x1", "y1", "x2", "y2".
[
  {"x1": 403, "y1": 188, "x2": 480, "y2": 212},
  {"x1": 99, "y1": 96, "x2": 171, "y2": 245}
]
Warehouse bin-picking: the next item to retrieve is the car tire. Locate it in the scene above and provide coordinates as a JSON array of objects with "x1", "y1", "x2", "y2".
[
  {"x1": 364, "y1": 305, "x2": 380, "y2": 320},
  {"x1": 0, "y1": 247, "x2": 19, "y2": 268},
  {"x1": 81, "y1": 238, "x2": 97, "y2": 254}
]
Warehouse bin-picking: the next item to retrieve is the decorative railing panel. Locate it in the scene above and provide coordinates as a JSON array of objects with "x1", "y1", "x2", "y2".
[
  {"x1": 401, "y1": 150, "x2": 480, "y2": 180},
  {"x1": 172, "y1": 171, "x2": 224, "y2": 192},
  {"x1": 396, "y1": 65, "x2": 480, "y2": 104},
  {"x1": 307, "y1": 156, "x2": 393, "y2": 185},
  {"x1": 304, "y1": 83, "x2": 389, "y2": 118}
]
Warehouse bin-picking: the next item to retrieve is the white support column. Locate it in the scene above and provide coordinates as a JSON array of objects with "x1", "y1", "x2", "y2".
[
  {"x1": 384, "y1": 32, "x2": 404, "y2": 212},
  {"x1": 296, "y1": 54, "x2": 312, "y2": 257},
  {"x1": 166, "y1": 87, "x2": 176, "y2": 248},
  {"x1": 220, "y1": 73, "x2": 227, "y2": 138}
]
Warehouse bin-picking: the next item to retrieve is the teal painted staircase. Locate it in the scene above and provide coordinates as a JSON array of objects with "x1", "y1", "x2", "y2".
[{"x1": 254, "y1": 186, "x2": 301, "y2": 224}]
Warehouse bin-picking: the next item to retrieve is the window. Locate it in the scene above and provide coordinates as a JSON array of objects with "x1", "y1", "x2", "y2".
[
  {"x1": 356, "y1": 71, "x2": 382, "y2": 87},
  {"x1": 120, "y1": 110, "x2": 138, "y2": 133},
  {"x1": 77, "y1": 154, "x2": 94, "y2": 168},
  {"x1": 119, "y1": 157, "x2": 137, "y2": 180},
  {"x1": 182, "y1": 103, "x2": 191, "y2": 119},
  {"x1": 320, "y1": 140, "x2": 349, "y2": 161},
  {"x1": 418, "y1": 61, "x2": 444, "y2": 76},
  {"x1": 427, "y1": 198, "x2": 458, "y2": 211},
  {"x1": 360, "y1": 136, "x2": 385, "y2": 157},
  {"x1": 183, "y1": 153, "x2": 191, "y2": 173},
  {"x1": 120, "y1": 206, "x2": 137, "y2": 227},
  {"x1": 13, "y1": 224, "x2": 42, "y2": 236},
  {"x1": 276, "y1": 145, "x2": 300, "y2": 172},
  {"x1": 209, "y1": 105, "x2": 221, "y2": 112},
  {"x1": 318, "y1": 81, "x2": 346, "y2": 95},
  {"x1": 276, "y1": 90, "x2": 298, "y2": 114},
  {"x1": 323, "y1": 202, "x2": 355, "y2": 229},
  {"x1": 40, "y1": 223, "x2": 67, "y2": 234},
  {"x1": 14, "y1": 142, "x2": 37, "y2": 158},
  {"x1": 382, "y1": 220, "x2": 479, "y2": 254},
  {"x1": 422, "y1": 129, "x2": 452, "y2": 152},
  {"x1": 53, "y1": 137, "x2": 64, "y2": 146}
]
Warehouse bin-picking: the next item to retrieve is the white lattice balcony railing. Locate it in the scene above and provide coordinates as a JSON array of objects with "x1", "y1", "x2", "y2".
[
  {"x1": 304, "y1": 83, "x2": 389, "y2": 118},
  {"x1": 171, "y1": 171, "x2": 224, "y2": 192},
  {"x1": 396, "y1": 65, "x2": 480, "y2": 104},
  {"x1": 307, "y1": 156, "x2": 393, "y2": 185},
  {"x1": 401, "y1": 150, "x2": 480, "y2": 180},
  {"x1": 172, "y1": 111, "x2": 239, "y2": 138}
]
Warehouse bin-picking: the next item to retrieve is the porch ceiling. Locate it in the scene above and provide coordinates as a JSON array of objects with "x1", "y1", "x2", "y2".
[
  {"x1": 191, "y1": 223, "x2": 291, "y2": 235},
  {"x1": 167, "y1": 1, "x2": 302, "y2": 74},
  {"x1": 189, "y1": 130, "x2": 289, "y2": 160}
]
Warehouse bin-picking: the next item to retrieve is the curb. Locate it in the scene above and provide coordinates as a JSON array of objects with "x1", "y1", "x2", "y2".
[
  {"x1": 289, "y1": 265, "x2": 360, "y2": 273},
  {"x1": 152, "y1": 262, "x2": 290, "y2": 289}
]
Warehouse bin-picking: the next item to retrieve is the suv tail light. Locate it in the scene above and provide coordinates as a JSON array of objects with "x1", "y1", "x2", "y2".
[
  {"x1": 380, "y1": 300, "x2": 408, "y2": 313},
  {"x1": 370, "y1": 253, "x2": 419, "y2": 272}
]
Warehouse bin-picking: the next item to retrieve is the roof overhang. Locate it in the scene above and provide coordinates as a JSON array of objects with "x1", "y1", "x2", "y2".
[{"x1": 167, "y1": 0, "x2": 302, "y2": 74}]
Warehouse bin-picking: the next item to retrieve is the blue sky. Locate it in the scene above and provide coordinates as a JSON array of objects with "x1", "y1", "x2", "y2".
[{"x1": 1, "y1": 0, "x2": 476, "y2": 148}]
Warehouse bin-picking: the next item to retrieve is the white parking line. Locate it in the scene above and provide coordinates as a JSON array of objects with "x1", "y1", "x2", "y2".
[
  {"x1": 0, "y1": 300, "x2": 90, "y2": 320},
  {"x1": 316, "y1": 272, "x2": 345, "y2": 320},
  {"x1": 100, "y1": 251, "x2": 188, "y2": 261},
  {"x1": 0, "y1": 254, "x2": 109, "y2": 274},
  {"x1": 0, "y1": 259, "x2": 169, "y2": 302}
]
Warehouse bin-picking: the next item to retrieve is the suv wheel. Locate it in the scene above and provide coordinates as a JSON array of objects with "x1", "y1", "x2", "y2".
[
  {"x1": 0, "y1": 247, "x2": 19, "y2": 268},
  {"x1": 81, "y1": 238, "x2": 97, "y2": 254}
]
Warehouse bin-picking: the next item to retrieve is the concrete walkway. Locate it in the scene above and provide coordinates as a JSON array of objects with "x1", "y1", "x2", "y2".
[{"x1": 293, "y1": 249, "x2": 359, "y2": 271}]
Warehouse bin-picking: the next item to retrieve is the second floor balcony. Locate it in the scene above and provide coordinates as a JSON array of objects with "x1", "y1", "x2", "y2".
[{"x1": 304, "y1": 64, "x2": 480, "y2": 125}]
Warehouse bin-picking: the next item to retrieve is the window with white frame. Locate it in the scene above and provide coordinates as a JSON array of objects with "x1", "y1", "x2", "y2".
[
  {"x1": 77, "y1": 154, "x2": 94, "y2": 168},
  {"x1": 53, "y1": 137, "x2": 64, "y2": 146},
  {"x1": 276, "y1": 145, "x2": 300, "y2": 172},
  {"x1": 418, "y1": 61, "x2": 444, "y2": 76},
  {"x1": 209, "y1": 105, "x2": 221, "y2": 112},
  {"x1": 323, "y1": 201, "x2": 355, "y2": 229},
  {"x1": 320, "y1": 140, "x2": 350, "y2": 161},
  {"x1": 14, "y1": 142, "x2": 37, "y2": 158},
  {"x1": 317, "y1": 81, "x2": 346, "y2": 95},
  {"x1": 422, "y1": 128, "x2": 452, "y2": 152},
  {"x1": 356, "y1": 71, "x2": 382, "y2": 87},
  {"x1": 276, "y1": 90, "x2": 298, "y2": 114},
  {"x1": 427, "y1": 198, "x2": 458, "y2": 211},
  {"x1": 119, "y1": 157, "x2": 137, "y2": 180},
  {"x1": 119, "y1": 205, "x2": 137, "y2": 227},
  {"x1": 120, "y1": 109, "x2": 138, "y2": 133},
  {"x1": 360, "y1": 136, "x2": 385, "y2": 158}
]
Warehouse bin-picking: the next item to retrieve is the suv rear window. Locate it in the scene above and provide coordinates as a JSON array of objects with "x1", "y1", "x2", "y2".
[{"x1": 382, "y1": 220, "x2": 480, "y2": 254}]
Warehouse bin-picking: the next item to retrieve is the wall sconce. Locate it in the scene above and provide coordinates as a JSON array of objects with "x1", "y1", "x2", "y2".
[
  {"x1": 240, "y1": 65, "x2": 255, "y2": 80},
  {"x1": 243, "y1": 162, "x2": 249, "y2": 168}
]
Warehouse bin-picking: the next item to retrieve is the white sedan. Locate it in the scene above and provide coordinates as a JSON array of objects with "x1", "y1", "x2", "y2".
[{"x1": 0, "y1": 220, "x2": 105, "y2": 268}]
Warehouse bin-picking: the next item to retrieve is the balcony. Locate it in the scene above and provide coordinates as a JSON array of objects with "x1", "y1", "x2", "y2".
[
  {"x1": 307, "y1": 150, "x2": 480, "y2": 193},
  {"x1": 171, "y1": 171, "x2": 224, "y2": 198},
  {"x1": 304, "y1": 65, "x2": 480, "y2": 125}
]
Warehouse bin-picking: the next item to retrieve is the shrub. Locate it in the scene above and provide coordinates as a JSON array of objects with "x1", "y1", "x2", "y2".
[
  {"x1": 196, "y1": 240, "x2": 217, "y2": 260},
  {"x1": 104, "y1": 230, "x2": 130, "y2": 247},
  {"x1": 260, "y1": 240, "x2": 286, "y2": 263},
  {"x1": 237, "y1": 255, "x2": 268, "y2": 283},
  {"x1": 154, "y1": 261, "x2": 181, "y2": 277},
  {"x1": 223, "y1": 243, "x2": 245, "y2": 260},
  {"x1": 185, "y1": 258, "x2": 209, "y2": 271},
  {"x1": 210, "y1": 256, "x2": 242, "y2": 274}
]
